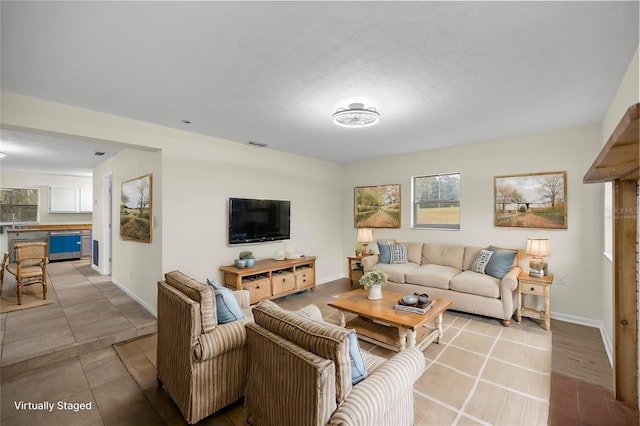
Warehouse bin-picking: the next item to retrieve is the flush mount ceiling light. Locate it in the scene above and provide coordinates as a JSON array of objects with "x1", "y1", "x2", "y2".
[{"x1": 332, "y1": 103, "x2": 380, "y2": 128}]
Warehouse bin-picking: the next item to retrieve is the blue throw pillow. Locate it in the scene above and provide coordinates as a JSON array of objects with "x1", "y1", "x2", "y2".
[
  {"x1": 485, "y1": 246, "x2": 517, "y2": 279},
  {"x1": 207, "y1": 279, "x2": 245, "y2": 324},
  {"x1": 378, "y1": 242, "x2": 391, "y2": 264},
  {"x1": 347, "y1": 331, "x2": 367, "y2": 385}
]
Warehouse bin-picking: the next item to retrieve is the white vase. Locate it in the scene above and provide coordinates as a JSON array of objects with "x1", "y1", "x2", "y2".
[{"x1": 368, "y1": 284, "x2": 383, "y2": 300}]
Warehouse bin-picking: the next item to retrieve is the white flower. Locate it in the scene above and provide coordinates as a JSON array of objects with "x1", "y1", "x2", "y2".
[{"x1": 359, "y1": 270, "x2": 389, "y2": 289}]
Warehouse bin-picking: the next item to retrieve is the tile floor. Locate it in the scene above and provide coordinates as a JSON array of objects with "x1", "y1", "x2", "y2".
[
  {"x1": 1, "y1": 259, "x2": 157, "y2": 425},
  {"x1": 1, "y1": 261, "x2": 639, "y2": 425}
]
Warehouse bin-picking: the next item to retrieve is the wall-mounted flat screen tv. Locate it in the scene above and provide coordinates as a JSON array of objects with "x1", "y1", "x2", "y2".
[{"x1": 228, "y1": 198, "x2": 291, "y2": 245}]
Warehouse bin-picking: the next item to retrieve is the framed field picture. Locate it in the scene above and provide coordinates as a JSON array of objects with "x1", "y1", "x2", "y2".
[
  {"x1": 354, "y1": 184, "x2": 401, "y2": 228},
  {"x1": 120, "y1": 173, "x2": 153, "y2": 243},
  {"x1": 494, "y1": 171, "x2": 567, "y2": 229}
]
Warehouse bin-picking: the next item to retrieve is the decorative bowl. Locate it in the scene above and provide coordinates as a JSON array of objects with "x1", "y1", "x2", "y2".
[
  {"x1": 234, "y1": 259, "x2": 247, "y2": 268},
  {"x1": 401, "y1": 295, "x2": 418, "y2": 305}
]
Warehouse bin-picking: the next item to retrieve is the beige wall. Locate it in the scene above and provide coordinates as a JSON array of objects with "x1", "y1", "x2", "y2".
[
  {"x1": 1, "y1": 92, "x2": 345, "y2": 313},
  {"x1": 93, "y1": 148, "x2": 162, "y2": 313},
  {"x1": 343, "y1": 124, "x2": 604, "y2": 320}
]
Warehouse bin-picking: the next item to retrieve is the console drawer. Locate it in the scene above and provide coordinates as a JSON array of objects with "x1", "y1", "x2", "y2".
[
  {"x1": 272, "y1": 271, "x2": 295, "y2": 295},
  {"x1": 242, "y1": 276, "x2": 271, "y2": 304},
  {"x1": 295, "y1": 267, "x2": 315, "y2": 289}
]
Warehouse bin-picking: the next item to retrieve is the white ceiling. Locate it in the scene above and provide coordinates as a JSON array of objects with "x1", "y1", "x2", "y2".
[{"x1": 1, "y1": 1, "x2": 638, "y2": 174}]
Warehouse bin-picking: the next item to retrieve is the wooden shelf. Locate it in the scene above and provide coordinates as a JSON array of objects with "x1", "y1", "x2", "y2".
[{"x1": 583, "y1": 103, "x2": 639, "y2": 183}]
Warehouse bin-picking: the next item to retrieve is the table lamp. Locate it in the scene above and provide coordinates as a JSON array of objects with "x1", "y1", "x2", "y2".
[
  {"x1": 357, "y1": 228, "x2": 373, "y2": 255},
  {"x1": 526, "y1": 238, "x2": 550, "y2": 277}
]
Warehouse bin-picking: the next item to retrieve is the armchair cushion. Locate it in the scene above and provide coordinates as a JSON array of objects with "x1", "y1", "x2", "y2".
[
  {"x1": 165, "y1": 270, "x2": 217, "y2": 333},
  {"x1": 347, "y1": 331, "x2": 367, "y2": 385},
  {"x1": 207, "y1": 279, "x2": 245, "y2": 324}
]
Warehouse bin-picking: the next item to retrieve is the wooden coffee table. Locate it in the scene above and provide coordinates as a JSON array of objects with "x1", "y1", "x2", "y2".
[{"x1": 328, "y1": 288, "x2": 452, "y2": 352}]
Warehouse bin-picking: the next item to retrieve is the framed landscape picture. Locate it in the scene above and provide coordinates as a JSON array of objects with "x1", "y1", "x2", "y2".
[
  {"x1": 494, "y1": 171, "x2": 567, "y2": 229},
  {"x1": 120, "y1": 173, "x2": 152, "y2": 243},
  {"x1": 354, "y1": 184, "x2": 401, "y2": 228}
]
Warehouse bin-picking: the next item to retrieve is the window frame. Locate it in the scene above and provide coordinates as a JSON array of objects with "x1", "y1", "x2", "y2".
[
  {"x1": 411, "y1": 172, "x2": 461, "y2": 230},
  {"x1": 0, "y1": 187, "x2": 40, "y2": 225}
]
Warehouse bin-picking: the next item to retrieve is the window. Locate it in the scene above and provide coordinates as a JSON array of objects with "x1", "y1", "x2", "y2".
[
  {"x1": 412, "y1": 173, "x2": 460, "y2": 230},
  {"x1": 0, "y1": 187, "x2": 39, "y2": 224}
]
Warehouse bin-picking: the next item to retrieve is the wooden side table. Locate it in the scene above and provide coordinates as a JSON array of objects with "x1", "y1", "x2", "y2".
[
  {"x1": 347, "y1": 255, "x2": 365, "y2": 286},
  {"x1": 516, "y1": 272, "x2": 553, "y2": 331}
]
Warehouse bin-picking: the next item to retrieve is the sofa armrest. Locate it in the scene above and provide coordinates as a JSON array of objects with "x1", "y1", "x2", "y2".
[
  {"x1": 329, "y1": 346, "x2": 425, "y2": 425},
  {"x1": 361, "y1": 254, "x2": 379, "y2": 272},
  {"x1": 501, "y1": 266, "x2": 522, "y2": 293},
  {"x1": 233, "y1": 289, "x2": 251, "y2": 309}
]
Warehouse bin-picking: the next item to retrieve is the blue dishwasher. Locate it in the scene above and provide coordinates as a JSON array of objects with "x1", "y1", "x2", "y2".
[{"x1": 49, "y1": 231, "x2": 82, "y2": 261}]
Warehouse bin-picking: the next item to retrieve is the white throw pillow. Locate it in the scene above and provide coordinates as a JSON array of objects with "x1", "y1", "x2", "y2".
[{"x1": 472, "y1": 249, "x2": 494, "y2": 274}]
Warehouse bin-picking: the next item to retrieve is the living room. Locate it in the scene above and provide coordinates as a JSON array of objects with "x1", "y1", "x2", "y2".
[{"x1": 1, "y1": 1, "x2": 639, "y2": 424}]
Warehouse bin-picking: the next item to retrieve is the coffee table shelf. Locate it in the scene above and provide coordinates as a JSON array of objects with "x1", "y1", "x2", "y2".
[{"x1": 329, "y1": 289, "x2": 452, "y2": 352}]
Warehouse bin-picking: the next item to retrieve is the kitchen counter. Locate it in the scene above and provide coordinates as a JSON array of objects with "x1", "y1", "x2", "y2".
[
  {"x1": 7, "y1": 223, "x2": 92, "y2": 232},
  {"x1": 7, "y1": 224, "x2": 92, "y2": 262}
]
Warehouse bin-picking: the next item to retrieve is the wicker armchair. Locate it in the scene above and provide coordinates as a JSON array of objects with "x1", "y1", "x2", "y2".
[
  {"x1": 157, "y1": 271, "x2": 253, "y2": 424},
  {"x1": 245, "y1": 300, "x2": 425, "y2": 426},
  {"x1": 4, "y1": 242, "x2": 48, "y2": 305}
]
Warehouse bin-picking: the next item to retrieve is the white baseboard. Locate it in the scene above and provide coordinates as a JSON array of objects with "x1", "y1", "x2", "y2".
[
  {"x1": 551, "y1": 311, "x2": 613, "y2": 367},
  {"x1": 111, "y1": 277, "x2": 157, "y2": 317},
  {"x1": 317, "y1": 274, "x2": 344, "y2": 285}
]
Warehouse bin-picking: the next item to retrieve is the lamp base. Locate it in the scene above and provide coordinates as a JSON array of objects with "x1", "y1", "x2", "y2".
[{"x1": 528, "y1": 257, "x2": 547, "y2": 277}]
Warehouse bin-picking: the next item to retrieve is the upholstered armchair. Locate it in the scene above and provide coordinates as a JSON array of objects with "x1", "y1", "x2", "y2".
[
  {"x1": 157, "y1": 271, "x2": 253, "y2": 424},
  {"x1": 245, "y1": 300, "x2": 425, "y2": 426}
]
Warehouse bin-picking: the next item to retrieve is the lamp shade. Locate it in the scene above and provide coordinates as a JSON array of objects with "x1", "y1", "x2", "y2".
[
  {"x1": 356, "y1": 228, "x2": 373, "y2": 243},
  {"x1": 526, "y1": 238, "x2": 550, "y2": 257}
]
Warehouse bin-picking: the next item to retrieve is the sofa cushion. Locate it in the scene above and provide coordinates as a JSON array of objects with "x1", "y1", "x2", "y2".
[
  {"x1": 252, "y1": 300, "x2": 353, "y2": 403},
  {"x1": 207, "y1": 279, "x2": 245, "y2": 324},
  {"x1": 405, "y1": 264, "x2": 461, "y2": 289},
  {"x1": 389, "y1": 244, "x2": 407, "y2": 264},
  {"x1": 370, "y1": 262, "x2": 420, "y2": 283},
  {"x1": 471, "y1": 250, "x2": 494, "y2": 274},
  {"x1": 485, "y1": 246, "x2": 518, "y2": 279},
  {"x1": 378, "y1": 242, "x2": 392, "y2": 264},
  {"x1": 165, "y1": 270, "x2": 217, "y2": 333},
  {"x1": 397, "y1": 242, "x2": 423, "y2": 265},
  {"x1": 450, "y1": 270, "x2": 501, "y2": 298},
  {"x1": 422, "y1": 243, "x2": 465, "y2": 270},
  {"x1": 463, "y1": 246, "x2": 485, "y2": 271}
]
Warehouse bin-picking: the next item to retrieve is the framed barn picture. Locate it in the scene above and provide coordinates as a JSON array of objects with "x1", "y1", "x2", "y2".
[
  {"x1": 494, "y1": 171, "x2": 567, "y2": 229},
  {"x1": 354, "y1": 184, "x2": 401, "y2": 228}
]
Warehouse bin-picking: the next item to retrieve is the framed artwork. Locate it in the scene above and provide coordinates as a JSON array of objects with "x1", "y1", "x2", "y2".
[
  {"x1": 120, "y1": 173, "x2": 153, "y2": 243},
  {"x1": 354, "y1": 184, "x2": 401, "y2": 228},
  {"x1": 412, "y1": 173, "x2": 461, "y2": 230},
  {"x1": 494, "y1": 171, "x2": 567, "y2": 229}
]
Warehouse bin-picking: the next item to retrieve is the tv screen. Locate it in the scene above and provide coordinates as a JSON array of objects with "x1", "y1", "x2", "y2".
[{"x1": 228, "y1": 198, "x2": 291, "y2": 245}]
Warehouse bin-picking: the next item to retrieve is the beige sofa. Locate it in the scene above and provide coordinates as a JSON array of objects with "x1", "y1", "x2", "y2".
[
  {"x1": 245, "y1": 300, "x2": 425, "y2": 425},
  {"x1": 361, "y1": 242, "x2": 521, "y2": 326}
]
